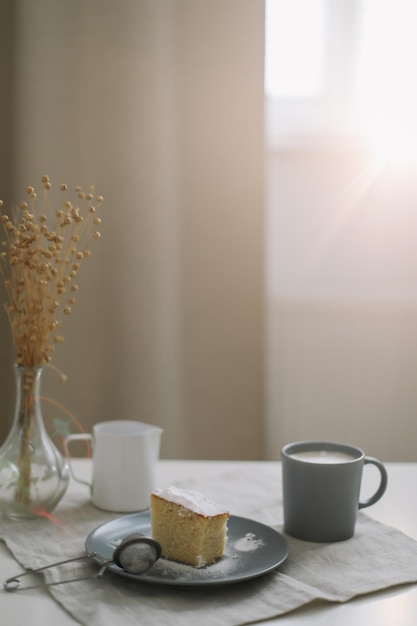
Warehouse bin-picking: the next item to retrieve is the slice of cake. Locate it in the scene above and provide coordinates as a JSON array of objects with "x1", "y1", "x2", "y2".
[{"x1": 150, "y1": 486, "x2": 229, "y2": 568}]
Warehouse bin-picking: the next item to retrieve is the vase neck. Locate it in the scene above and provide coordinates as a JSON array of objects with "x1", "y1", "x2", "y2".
[
  {"x1": 14, "y1": 364, "x2": 44, "y2": 388},
  {"x1": 13, "y1": 365, "x2": 45, "y2": 428}
]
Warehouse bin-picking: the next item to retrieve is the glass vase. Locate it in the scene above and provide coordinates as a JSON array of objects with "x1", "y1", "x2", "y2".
[{"x1": 0, "y1": 364, "x2": 69, "y2": 519}]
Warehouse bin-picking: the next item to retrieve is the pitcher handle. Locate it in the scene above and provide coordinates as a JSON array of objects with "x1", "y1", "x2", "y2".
[{"x1": 63, "y1": 433, "x2": 93, "y2": 490}]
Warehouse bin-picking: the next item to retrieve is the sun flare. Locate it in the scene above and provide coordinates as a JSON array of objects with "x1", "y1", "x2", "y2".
[{"x1": 360, "y1": 116, "x2": 417, "y2": 169}]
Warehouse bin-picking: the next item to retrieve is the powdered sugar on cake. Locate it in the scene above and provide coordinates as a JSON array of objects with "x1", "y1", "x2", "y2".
[{"x1": 153, "y1": 486, "x2": 228, "y2": 517}]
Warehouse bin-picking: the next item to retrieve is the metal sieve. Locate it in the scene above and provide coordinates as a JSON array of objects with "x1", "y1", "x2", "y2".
[{"x1": 3, "y1": 533, "x2": 161, "y2": 591}]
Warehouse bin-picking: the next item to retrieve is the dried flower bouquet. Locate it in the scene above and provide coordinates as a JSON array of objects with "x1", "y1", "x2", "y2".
[{"x1": 0, "y1": 175, "x2": 103, "y2": 510}]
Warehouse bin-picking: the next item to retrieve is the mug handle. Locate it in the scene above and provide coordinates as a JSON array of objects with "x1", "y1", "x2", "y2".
[
  {"x1": 63, "y1": 433, "x2": 93, "y2": 490},
  {"x1": 358, "y1": 456, "x2": 388, "y2": 509}
]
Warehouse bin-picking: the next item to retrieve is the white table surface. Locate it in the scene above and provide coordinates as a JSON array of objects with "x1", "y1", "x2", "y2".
[{"x1": 1, "y1": 460, "x2": 417, "y2": 626}]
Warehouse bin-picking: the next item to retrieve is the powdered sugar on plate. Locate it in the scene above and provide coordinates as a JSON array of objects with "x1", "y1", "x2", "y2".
[
  {"x1": 233, "y1": 532, "x2": 264, "y2": 552},
  {"x1": 153, "y1": 551, "x2": 237, "y2": 580}
]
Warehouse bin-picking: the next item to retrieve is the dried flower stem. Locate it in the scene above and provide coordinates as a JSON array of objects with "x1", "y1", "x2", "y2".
[{"x1": 15, "y1": 368, "x2": 38, "y2": 506}]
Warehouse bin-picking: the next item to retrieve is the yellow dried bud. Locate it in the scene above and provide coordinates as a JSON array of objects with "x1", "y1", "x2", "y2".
[
  {"x1": 63, "y1": 307, "x2": 72, "y2": 315},
  {"x1": 60, "y1": 183, "x2": 68, "y2": 191},
  {"x1": 20, "y1": 202, "x2": 28, "y2": 209},
  {"x1": 92, "y1": 231, "x2": 101, "y2": 240}
]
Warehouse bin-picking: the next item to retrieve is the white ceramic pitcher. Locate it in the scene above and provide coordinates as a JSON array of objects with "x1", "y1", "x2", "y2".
[{"x1": 64, "y1": 420, "x2": 163, "y2": 512}]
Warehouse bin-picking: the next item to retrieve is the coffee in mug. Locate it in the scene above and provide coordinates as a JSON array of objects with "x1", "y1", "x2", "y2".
[
  {"x1": 289, "y1": 450, "x2": 356, "y2": 464},
  {"x1": 281, "y1": 440, "x2": 388, "y2": 542}
]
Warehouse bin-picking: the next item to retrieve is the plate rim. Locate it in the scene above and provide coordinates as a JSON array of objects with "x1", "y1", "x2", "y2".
[{"x1": 85, "y1": 511, "x2": 289, "y2": 587}]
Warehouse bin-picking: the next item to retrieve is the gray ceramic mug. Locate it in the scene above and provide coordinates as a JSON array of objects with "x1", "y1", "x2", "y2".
[{"x1": 282, "y1": 441, "x2": 388, "y2": 542}]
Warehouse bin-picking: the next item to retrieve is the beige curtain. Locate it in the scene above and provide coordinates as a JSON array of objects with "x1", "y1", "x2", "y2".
[{"x1": 0, "y1": 0, "x2": 265, "y2": 459}]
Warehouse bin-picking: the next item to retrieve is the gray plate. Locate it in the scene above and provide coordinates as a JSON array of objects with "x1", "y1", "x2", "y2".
[{"x1": 85, "y1": 511, "x2": 289, "y2": 587}]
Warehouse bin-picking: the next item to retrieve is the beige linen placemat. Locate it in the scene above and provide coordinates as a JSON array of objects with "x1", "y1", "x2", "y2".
[{"x1": 1, "y1": 465, "x2": 417, "y2": 625}]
